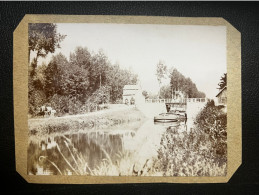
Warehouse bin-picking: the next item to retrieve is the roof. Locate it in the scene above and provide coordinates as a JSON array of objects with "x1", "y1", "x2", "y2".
[
  {"x1": 123, "y1": 85, "x2": 140, "y2": 90},
  {"x1": 216, "y1": 86, "x2": 227, "y2": 97}
]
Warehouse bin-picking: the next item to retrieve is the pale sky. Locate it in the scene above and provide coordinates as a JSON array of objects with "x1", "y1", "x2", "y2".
[{"x1": 37, "y1": 23, "x2": 226, "y2": 98}]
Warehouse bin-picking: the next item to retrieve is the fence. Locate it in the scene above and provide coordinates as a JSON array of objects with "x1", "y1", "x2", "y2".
[{"x1": 145, "y1": 98, "x2": 207, "y2": 104}]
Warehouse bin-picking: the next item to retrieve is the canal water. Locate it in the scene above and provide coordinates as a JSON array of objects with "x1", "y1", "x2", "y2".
[{"x1": 27, "y1": 118, "x2": 193, "y2": 175}]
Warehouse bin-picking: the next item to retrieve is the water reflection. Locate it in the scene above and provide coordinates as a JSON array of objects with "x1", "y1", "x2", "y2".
[{"x1": 28, "y1": 119, "x2": 190, "y2": 175}]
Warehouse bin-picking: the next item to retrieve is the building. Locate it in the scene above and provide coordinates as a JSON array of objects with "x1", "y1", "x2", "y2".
[
  {"x1": 215, "y1": 86, "x2": 227, "y2": 107},
  {"x1": 122, "y1": 84, "x2": 145, "y2": 105}
]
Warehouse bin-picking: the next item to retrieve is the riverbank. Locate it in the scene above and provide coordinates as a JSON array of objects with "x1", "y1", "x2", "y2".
[
  {"x1": 28, "y1": 101, "x2": 227, "y2": 176},
  {"x1": 28, "y1": 105, "x2": 146, "y2": 137},
  {"x1": 153, "y1": 100, "x2": 227, "y2": 176}
]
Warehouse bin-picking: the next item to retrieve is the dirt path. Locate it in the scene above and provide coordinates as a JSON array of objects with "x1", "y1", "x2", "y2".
[{"x1": 29, "y1": 104, "x2": 135, "y2": 122}]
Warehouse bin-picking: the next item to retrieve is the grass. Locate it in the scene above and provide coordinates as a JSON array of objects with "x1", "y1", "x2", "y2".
[
  {"x1": 38, "y1": 136, "x2": 150, "y2": 176},
  {"x1": 28, "y1": 107, "x2": 146, "y2": 137}
]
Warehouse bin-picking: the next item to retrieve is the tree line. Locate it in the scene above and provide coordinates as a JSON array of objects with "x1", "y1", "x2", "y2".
[
  {"x1": 29, "y1": 23, "x2": 137, "y2": 116},
  {"x1": 155, "y1": 61, "x2": 205, "y2": 99},
  {"x1": 169, "y1": 68, "x2": 206, "y2": 98}
]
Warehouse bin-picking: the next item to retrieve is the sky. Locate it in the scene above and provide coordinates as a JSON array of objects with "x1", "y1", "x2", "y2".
[{"x1": 37, "y1": 23, "x2": 226, "y2": 98}]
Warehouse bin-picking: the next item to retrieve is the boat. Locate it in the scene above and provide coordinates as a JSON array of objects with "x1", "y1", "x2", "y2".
[
  {"x1": 154, "y1": 120, "x2": 180, "y2": 126},
  {"x1": 154, "y1": 113, "x2": 179, "y2": 122},
  {"x1": 154, "y1": 110, "x2": 187, "y2": 123},
  {"x1": 169, "y1": 110, "x2": 187, "y2": 119}
]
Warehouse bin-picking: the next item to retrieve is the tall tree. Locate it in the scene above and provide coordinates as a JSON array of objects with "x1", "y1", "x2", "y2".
[
  {"x1": 29, "y1": 23, "x2": 66, "y2": 65},
  {"x1": 45, "y1": 53, "x2": 89, "y2": 102},
  {"x1": 156, "y1": 61, "x2": 167, "y2": 98},
  {"x1": 170, "y1": 68, "x2": 205, "y2": 98},
  {"x1": 44, "y1": 53, "x2": 70, "y2": 98},
  {"x1": 69, "y1": 46, "x2": 91, "y2": 69},
  {"x1": 95, "y1": 50, "x2": 109, "y2": 88},
  {"x1": 105, "y1": 64, "x2": 138, "y2": 103},
  {"x1": 28, "y1": 24, "x2": 66, "y2": 115},
  {"x1": 217, "y1": 73, "x2": 227, "y2": 90},
  {"x1": 160, "y1": 85, "x2": 172, "y2": 99}
]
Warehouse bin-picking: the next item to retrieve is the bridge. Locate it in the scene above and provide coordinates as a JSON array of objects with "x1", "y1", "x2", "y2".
[
  {"x1": 145, "y1": 98, "x2": 207, "y2": 104},
  {"x1": 137, "y1": 98, "x2": 208, "y2": 119}
]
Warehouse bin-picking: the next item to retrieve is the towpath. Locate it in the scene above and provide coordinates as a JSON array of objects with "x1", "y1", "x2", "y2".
[{"x1": 29, "y1": 104, "x2": 134, "y2": 122}]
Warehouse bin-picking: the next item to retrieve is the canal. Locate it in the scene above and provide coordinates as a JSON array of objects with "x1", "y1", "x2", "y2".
[{"x1": 27, "y1": 118, "x2": 193, "y2": 175}]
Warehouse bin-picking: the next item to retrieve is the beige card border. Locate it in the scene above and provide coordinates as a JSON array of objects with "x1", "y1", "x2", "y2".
[{"x1": 14, "y1": 15, "x2": 241, "y2": 184}]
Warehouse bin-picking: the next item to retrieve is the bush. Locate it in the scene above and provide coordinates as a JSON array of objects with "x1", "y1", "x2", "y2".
[
  {"x1": 155, "y1": 100, "x2": 227, "y2": 176},
  {"x1": 49, "y1": 94, "x2": 88, "y2": 116},
  {"x1": 49, "y1": 94, "x2": 69, "y2": 115},
  {"x1": 28, "y1": 89, "x2": 47, "y2": 116},
  {"x1": 156, "y1": 126, "x2": 226, "y2": 176},
  {"x1": 194, "y1": 100, "x2": 227, "y2": 159},
  {"x1": 68, "y1": 97, "x2": 84, "y2": 115}
]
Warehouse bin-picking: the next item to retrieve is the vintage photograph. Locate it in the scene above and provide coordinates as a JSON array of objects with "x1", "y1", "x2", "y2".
[{"x1": 27, "y1": 23, "x2": 227, "y2": 176}]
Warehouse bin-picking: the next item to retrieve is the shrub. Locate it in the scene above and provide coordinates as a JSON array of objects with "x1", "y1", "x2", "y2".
[
  {"x1": 156, "y1": 126, "x2": 226, "y2": 176},
  {"x1": 155, "y1": 100, "x2": 227, "y2": 176},
  {"x1": 49, "y1": 94, "x2": 69, "y2": 115},
  {"x1": 194, "y1": 100, "x2": 227, "y2": 159}
]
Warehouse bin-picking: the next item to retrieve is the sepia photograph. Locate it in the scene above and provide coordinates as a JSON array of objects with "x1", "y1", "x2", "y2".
[{"x1": 27, "y1": 22, "x2": 227, "y2": 177}]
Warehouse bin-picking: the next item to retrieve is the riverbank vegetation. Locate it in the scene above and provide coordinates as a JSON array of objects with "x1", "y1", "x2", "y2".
[
  {"x1": 29, "y1": 101, "x2": 227, "y2": 176},
  {"x1": 29, "y1": 107, "x2": 146, "y2": 137},
  {"x1": 154, "y1": 100, "x2": 227, "y2": 176}
]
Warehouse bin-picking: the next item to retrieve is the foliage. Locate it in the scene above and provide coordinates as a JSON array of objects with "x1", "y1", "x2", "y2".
[
  {"x1": 28, "y1": 59, "x2": 47, "y2": 115},
  {"x1": 194, "y1": 100, "x2": 227, "y2": 158},
  {"x1": 148, "y1": 93, "x2": 159, "y2": 100},
  {"x1": 155, "y1": 100, "x2": 227, "y2": 176},
  {"x1": 29, "y1": 23, "x2": 66, "y2": 62},
  {"x1": 44, "y1": 53, "x2": 70, "y2": 98},
  {"x1": 106, "y1": 64, "x2": 138, "y2": 103},
  {"x1": 44, "y1": 53, "x2": 89, "y2": 103},
  {"x1": 156, "y1": 61, "x2": 167, "y2": 97},
  {"x1": 28, "y1": 23, "x2": 66, "y2": 115},
  {"x1": 155, "y1": 129, "x2": 226, "y2": 176},
  {"x1": 69, "y1": 46, "x2": 91, "y2": 69},
  {"x1": 86, "y1": 86, "x2": 110, "y2": 112},
  {"x1": 156, "y1": 61, "x2": 167, "y2": 86},
  {"x1": 49, "y1": 94, "x2": 69, "y2": 115},
  {"x1": 159, "y1": 85, "x2": 172, "y2": 99},
  {"x1": 170, "y1": 68, "x2": 205, "y2": 98},
  {"x1": 217, "y1": 73, "x2": 227, "y2": 90},
  {"x1": 29, "y1": 46, "x2": 138, "y2": 116}
]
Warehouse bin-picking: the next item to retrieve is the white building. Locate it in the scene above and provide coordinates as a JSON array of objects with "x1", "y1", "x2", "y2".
[
  {"x1": 215, "y1": 86, "x2": 227, "y2": 106},
  {"x1": 122, "y1": 84, "x2": 145, "y2": 105}
]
